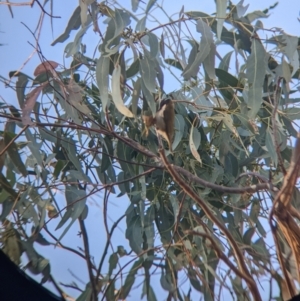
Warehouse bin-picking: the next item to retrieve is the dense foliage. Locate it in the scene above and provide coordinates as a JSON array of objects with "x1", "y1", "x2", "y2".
[{"x1": 1, "y1": 1, "x2": 300, "y2": 300}]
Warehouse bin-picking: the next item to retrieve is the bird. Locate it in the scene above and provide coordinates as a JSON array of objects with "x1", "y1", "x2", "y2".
[{"x1": 142, "y1": 97, "x2": 175, "y2": 152}]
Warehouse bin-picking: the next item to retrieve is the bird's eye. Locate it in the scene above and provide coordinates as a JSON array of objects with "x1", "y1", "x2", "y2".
[{"x1": 159, "y1": 97, "x2": 171, "y2": 110}]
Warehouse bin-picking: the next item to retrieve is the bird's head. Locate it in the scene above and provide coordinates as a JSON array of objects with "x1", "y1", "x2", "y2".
[{"x1": 158, "y1": 97, "x2": 172, "y2": 111}]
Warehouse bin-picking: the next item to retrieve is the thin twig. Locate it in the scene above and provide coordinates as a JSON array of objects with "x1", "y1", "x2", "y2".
[
  {"x1": 79, "y1": 219, "x2": 98, "y2": 301},
  {"x1": 0, "y1": 113, "x2": 275, "y2": 195},
  {"x1": 159, "y1": 148, "x2": 262, "y2": 301},
  {"x1": 0, "y1": 125, "x2": 29, "y2": 156},
  {"x1": 34, "y1": 0, "x2": 60, "y2": 18},
  {"x1": 271, "y1": 77, "x2": 286, "y2": 175},
  {"x1": 96, "y1": 214, "x2": 126, "y2": 280}
]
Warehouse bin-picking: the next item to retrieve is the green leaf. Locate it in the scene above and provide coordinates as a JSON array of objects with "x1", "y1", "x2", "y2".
[
  {"x1": 117, "y1": 171, "x2": 127, "y2": 196},
  {"x1": 256, "y1": 219, "x2": 266, "y2": 237},
  {"x1": 76, "y1": 284, "x2": 92, "y2": 301},
  {"x1": 284, "y1": 107, "x2": 300, "y2": 120},
  {"x1": 0, "y1": 173, "x2": 17, "y2": 199},
  {"x1": 144, "y1": 223, "x2": 155, "y2": 250},
  {"x1": 39, "y1": 128, "x2": 58, "y2": 144},
  {"x1": 147, "y1": 32, "x2": 159, "y2": 59},
  {"x1": 182, "y1": 41, "x2": 200, "y2": 80},
  {"x1": 66, "y1": 80, "x2": 92, "y2": 116},
  {"x1": 203, "y1": 42, "x2": 216, "y2": 79},
  {"x1": 131, "y1": 0, "x2": 139, "y2": 12},
  {"x1": 131, "y1": 78, "x2": 141, "y2": 116},
  {"x1": 117, "y1": 246, "x2": 127, "y2": 257},
  {"x1": 182, "y1": 20, "x2": 213, "y2": 80},
  {"x1": 119, "y1": 259, "x2": 142, "y2": 299},
  {"x1": 126, "y1": 59, "x2": 140, "y2": 78},
  {"x1": 104, "y1": 279, "x2": 115, "y2": 300},
  {"x1": 249, "y1": 199, "x2": 260, "y2": 224},
  {"x1": 216, "y1": 68, "x2": 241, "y2": 90},
  {"x1": 9, "y1": 71, "x2": 31, "y2": 79},
  {"x1": 135, "y1": 15, "x2": 146, "y2": 32},
  {"x1": 101, "y1": 136, "x2": 113, "y2": 173},
  {"x1": 35, "y1": 233, "x2": 51, "y2": 246},
  {"x1": 281, "y1": 115, "x2": 298, "y2": 138},
  {"x1": 51, "y1": 6, "x2": 81, "y2": 45},
  {"x1": 64, "y1": 25, "x2": 90, "y2": 58},
  {"x1": 126, "y1": 215, "x2": 143, "y2": 254},
  {"x1": 160, "y1": 33, "x2": 165, "y2": 59},
  {"x1": 112, "y1": 65, "x2": 134, "y2": 117},
  {"x1": 172, "y1": 114, "x2": 185, "y2": 151},
  {"x1": 140, "y1": 76, "x2": 156, "y2": 115},
  {"x1": 145, "y1": 0, "x2": 157, "y2": 14},
  {"x1": 265, "y1": 129, "x2": 277, "y2": 166},
  {"x1": 252, "y1": 237, "x2": 269, "y2": 262},
  {"x1": 96, "y1": 56, "x2": 110, "y2": 111},
  {"x1": 53, "y1": 160, "x2": 65, "y2": 179},
  {"x1": 116, "y1": 141, "x2": 135, "y2": 176},
  {"x1": 108, "y1": 253, "x2": 118, "y2": 277},
  {"x1": 139, "y1": 54, "x2": 156, "y2": 93},
  {"x1": 25, "y1": 129, "x2": 44, "y2": 168},
  {"x1": 4, "y1": 131, "x2": 27, "y2": 177},
  {"x1": 61, "y1": 138, "x2": 83, "y2": 173},
  {"x1": 246, "y1": 39, "x2": 268, "y2": 118},
  {"x1": 79, "y1": 205, "x2": 88, "y2": 220},
  {"x1": 216, "y1": 0, "x2": 227, "y2": 40},
  {"x1": 55, "y1": 186, "x2": 87, "y2": 242},
  {"x1": 189, "y1": 122, "x2": 201, "y2": 164},
  {"x1": 164, "y1": 59, "x2": 183, "y2": 71},
  {"x1": 242, "y1": 227, "x2": 256, "y2": 245},
  {"x1": 273, "y1": 33, "x2": 299, "y2": 77},
  {"x1": 141, "y1": 282, "x2": 158, "y2": 301},
  {"x1": 79, "y1": 0, "x2": 93, "y2": 27},
  {"x1": 0, "y1": 198, "x2": 14, "y2": 221},
  {"x1": 169, "y1": 195, "x2": 179, "y2": 221},
  {"x1": 160, "y1": 268, "x2": 175, "y2": 292},
  {"x1": 16, "y1": 74, "x2": 29, "y2": 107},
  {"x1": 17, "y1": 197, "x2": 39, "y2": 226},
  {"x1": 66, "y1": 170, "x2": 91, "y2": 183},
  {"x1": 219, "y1": 51, "x2": 233, "y2": 71},
  {"x1": 54, "y1": 84, "x2": 81, "y2": 124},
  {"x1": 3, "y1": 228, "x2": 21, "y2": 265},
  {"x1": 231, "y1": 276, "x2": 250, "y2": 300},
  {"x1": 103, "y1": 9, "x2": 131, "y2": 55},
  {"x1": 187, "y1": 268, "x2": 202, "y2": 292}
]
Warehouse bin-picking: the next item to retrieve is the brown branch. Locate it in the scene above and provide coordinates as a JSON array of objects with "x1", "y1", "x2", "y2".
[
  {"x1": 79, "y1": 219, "x2": 98, "y2": 301},
  {"x1": 96, "y1": 214, "x2": 126, "y2": 280},
  {"x1": 33, "y1": 0, "x2": 60, "y2": 18},
  {"x1": 0, "y1": 125, "x2": 29, "y2": 156},
  {"x1": 159, "y1": 148, "x2": 262, "y2": 301},
  {"x1": 271, "y1": 132, "x2": 300, "y2": 210},
  {"x1": 0, "y1": 1, "x2": 34, "y2": 6},
  {"x1": 270, "y1": 222, "x2": 296, "y2": 298},
  {"x1": 173, "y1": 164, "x2": 272, "y2": 194},
  {"x1": 271, "y1": 77, "x2": 286, "y2": 175},
  {"x1": 269, "y1": 132, "x2": 300, "y2": 294},
  {"x1": 0, "y1": 113, "x2": 274, "y2": 195},
  {"x1": 43, "y1": 226, "x2": 90, "y2": 264},
  {"x1": 235, "y1": 171, "x2": 269, "y2": 183},
  {"x1": 187, "y1": 230, "x2": 252, "y2": 285},
  {"x1": 49, "y1": 274, "x2": 73, "y2": 301}
]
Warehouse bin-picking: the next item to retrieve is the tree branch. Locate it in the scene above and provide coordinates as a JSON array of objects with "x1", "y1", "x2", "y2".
[
  {"x1": 79, "y1": 220, "x2": 98, "y2": 301},
  {"x1": 159, "y1": 148, "x2": 262, "y2": 301}
]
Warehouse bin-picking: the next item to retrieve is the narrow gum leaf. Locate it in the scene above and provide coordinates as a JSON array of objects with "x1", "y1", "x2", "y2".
[
  {"x1": 111, "y1": 65, "x2": 134, "y2": 118},
  {"x1": 189, "y1": 119, "x2": 202, "y2": 164}
]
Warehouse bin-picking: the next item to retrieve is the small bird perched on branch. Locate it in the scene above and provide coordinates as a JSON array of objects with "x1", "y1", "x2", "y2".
[{"x1": 142, "y1": 97, "x2": 175, "y2": 152}]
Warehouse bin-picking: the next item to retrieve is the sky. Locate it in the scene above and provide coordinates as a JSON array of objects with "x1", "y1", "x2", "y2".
[{"x1": 1, "y1": 0, "x2": 300, "y2": 300}]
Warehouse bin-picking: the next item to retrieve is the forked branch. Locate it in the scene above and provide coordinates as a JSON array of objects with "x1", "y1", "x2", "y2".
[{"x1": 159, "y1": 148, "x2": 262, "y2": 301}]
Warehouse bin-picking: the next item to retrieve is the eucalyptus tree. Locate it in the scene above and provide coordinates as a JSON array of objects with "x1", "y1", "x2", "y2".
[{"x1": 1, "y1": 1, "x2": 300, "y2": 301}]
